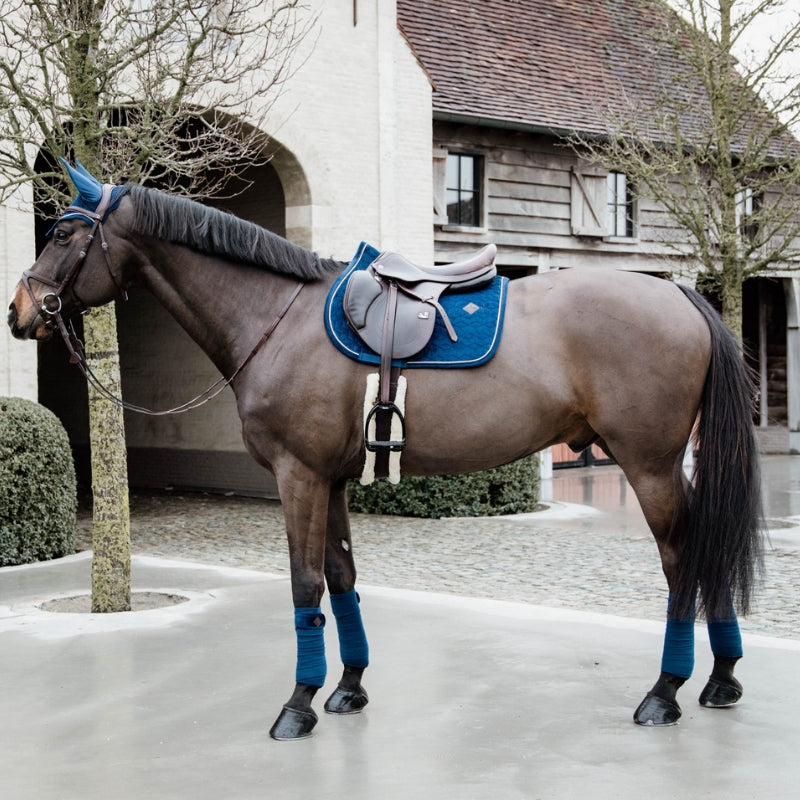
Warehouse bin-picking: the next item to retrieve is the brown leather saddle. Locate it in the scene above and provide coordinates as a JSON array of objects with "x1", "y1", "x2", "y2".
[
  {"x1": 343, "y1": 243, "x2": 498, "y2": 461},
  {"x1": 343, "y1": 243, "x2": 497, "y2": 360}
]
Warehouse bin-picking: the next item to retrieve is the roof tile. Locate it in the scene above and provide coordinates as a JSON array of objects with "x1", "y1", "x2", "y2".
[{"x1": 397, "y1": 0, "x2": 799, "y2": 157}]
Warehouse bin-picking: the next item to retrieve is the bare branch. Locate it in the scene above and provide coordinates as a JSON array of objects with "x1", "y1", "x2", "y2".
[
  {"x1": 0, "y1": 0, "x2": 317, "y2": 204},
  {"x1": 571, "y1": 0, "x2": 800, "y2": 335}
]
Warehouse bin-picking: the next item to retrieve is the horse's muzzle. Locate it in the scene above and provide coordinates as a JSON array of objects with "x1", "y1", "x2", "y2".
[
  {"x1": 7, "y1": 302, "x2": 21, "y2": 336},
  {"x1": 7, "y1": 300, "x2": 45, "y2": 341}
]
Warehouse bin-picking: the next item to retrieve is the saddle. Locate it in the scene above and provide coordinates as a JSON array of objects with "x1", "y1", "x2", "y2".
[
  {"x1": 343, "y1": 243, "x2": 497, "y2": 459},
  {"x1": 343, "y1": 243, "x2": 497, "y2": 359}
]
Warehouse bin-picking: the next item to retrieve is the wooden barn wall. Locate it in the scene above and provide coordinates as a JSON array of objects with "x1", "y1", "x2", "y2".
[{"x1": 433, "y1": 122, "x2": 686, "y2": 275}]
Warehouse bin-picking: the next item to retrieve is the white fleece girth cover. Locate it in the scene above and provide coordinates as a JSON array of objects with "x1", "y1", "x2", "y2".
[{"x1": 360, "y1": 373, "x2": 407, "y2": 485}]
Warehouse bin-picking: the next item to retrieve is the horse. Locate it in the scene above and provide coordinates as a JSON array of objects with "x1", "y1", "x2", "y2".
[{"x1": 7, "y1": 162, "x2": 763, "y2": 740}]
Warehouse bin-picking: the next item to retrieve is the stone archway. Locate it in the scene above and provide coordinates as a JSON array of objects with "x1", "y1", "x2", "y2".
[{"x1": 269, "y1": 144, "x2": 314, "y2": 248}]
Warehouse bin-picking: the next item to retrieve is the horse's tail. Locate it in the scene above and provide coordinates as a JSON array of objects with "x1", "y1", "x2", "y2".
[{"x1": 672, "y1": 285, "x2": 764, "y2": 621}]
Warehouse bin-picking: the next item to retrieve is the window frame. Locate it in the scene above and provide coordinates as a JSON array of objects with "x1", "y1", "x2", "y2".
[
  {"x1": 605, "y1": 170, "x2": 637, "y2": 240},
  {"x1": 441, "y1": 151, "x2": 486, "y2": 231},
  {"x1": 736, "y1": 185, "x2": 762, "y2": 244}
]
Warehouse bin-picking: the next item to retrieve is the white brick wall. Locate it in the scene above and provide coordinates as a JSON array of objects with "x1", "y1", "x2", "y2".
[
  {"x1": 1, "y1": 197, "x2": 38, "y2": 400},
  {"x1": 263, "y1": 0, "x2": 433, "y2": 262}
]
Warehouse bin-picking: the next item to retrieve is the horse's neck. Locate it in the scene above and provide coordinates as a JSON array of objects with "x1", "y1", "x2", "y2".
[{"x1": 136, "y1": 244, "x2": 301, "y2": 377}]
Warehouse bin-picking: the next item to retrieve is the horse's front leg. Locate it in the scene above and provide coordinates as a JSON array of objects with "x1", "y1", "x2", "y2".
[
  {"x1": 322, "y1": 480, "x2": 369, "y2": 716},
  {"x1": 269, "y1": 465, "x2": 331, "y2": 741}
]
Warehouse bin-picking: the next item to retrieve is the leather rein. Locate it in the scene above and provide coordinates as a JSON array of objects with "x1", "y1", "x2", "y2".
[{"x1": 23, "y1": 184, "x2": 303, "y2": 416}]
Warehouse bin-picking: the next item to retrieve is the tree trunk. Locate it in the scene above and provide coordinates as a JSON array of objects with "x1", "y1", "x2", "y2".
[
  {"x1": 713, "y1": 1, "x2": 745, "y2": 350},
  {"x1": 67, "y1": 0, "x2": 133, "y2": 613},
  {"x1": 719, "y1": 263, "x2": 744, "y2": 348},
  {"x1": 83, "y1": 303, "x2": 131, "y2": 613}
]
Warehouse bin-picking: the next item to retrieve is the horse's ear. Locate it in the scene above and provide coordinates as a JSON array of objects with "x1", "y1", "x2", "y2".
[
  {"x1": 74, "y1": 160, "x2": 96, "y2": 181},
  {"x1": 59, "y1": 157, "x2": 103, "y2": 206}
]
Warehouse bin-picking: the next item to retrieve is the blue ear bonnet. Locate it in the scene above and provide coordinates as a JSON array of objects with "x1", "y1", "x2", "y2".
[{"x1": 54, "y1": 159, "x2": 128, "y2": 229}]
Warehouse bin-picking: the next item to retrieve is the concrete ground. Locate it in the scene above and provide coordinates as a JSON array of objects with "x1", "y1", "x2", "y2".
[{"x1": 1, "y1": 458, "x2": 799, "y2": 799}]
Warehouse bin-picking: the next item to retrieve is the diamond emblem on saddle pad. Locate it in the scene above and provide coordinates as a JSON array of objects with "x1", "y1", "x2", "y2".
[{"x1": 463, "y1": 302, "x2": 480, "y2": 315}]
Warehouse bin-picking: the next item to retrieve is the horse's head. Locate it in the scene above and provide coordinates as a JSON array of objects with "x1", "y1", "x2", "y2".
[{"x1": 7, "y1": 161, "x2": 130, "y2": 341}]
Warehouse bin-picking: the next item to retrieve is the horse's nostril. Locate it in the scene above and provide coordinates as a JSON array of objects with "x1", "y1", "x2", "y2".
[{"x1": 7, "y1": 303, "x2": 17, "y2": 328}]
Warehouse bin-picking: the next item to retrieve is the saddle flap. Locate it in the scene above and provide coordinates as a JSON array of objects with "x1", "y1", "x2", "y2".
[
  {"x1": 343, "y1": 267, "x2": 437, "y2": 359},
  {"x1": 343, "y1": 269, "x2": 382, "y2": 330}
]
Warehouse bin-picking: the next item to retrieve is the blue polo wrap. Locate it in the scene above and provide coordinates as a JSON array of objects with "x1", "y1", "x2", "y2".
[
  {"x1": 660, "y1": 595, "x2": 696, "y2": 679},
  {"x1": 330, "y1": 589, "x2": 369, "y2": 668},
  {"x1": 707, "y1": 610, "x2": 743, "y2": 659},
  {"x1": 294, "y1": 607, "x2": 326, "y2": 687}
]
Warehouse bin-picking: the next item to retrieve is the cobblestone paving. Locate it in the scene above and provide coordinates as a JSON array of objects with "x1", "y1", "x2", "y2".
[{"x1": 76, "y1": 459, "x2": 800, "y2": 641}]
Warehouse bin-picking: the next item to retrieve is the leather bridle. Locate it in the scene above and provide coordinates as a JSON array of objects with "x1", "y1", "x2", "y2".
[
  {"x1": 22, "y1": 184, "x2": 304, "y2": 415},
  {"x1": 22, "y1": 183, "x2": 125, "y2": 327}
]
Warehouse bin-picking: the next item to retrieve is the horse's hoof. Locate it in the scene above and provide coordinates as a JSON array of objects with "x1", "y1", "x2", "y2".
[
  {"x1": 699, "y1": 676, "x2": 743, "y2": 708},
  {"x1": 634, "y1": 693, "x2": 682, "y2": 726},
  {"x1": 269, "y1": 705, "x2": 318, "y2": 740},
  {"x1": 324, "y1": 685, "x2": 369, "y2": 714}
]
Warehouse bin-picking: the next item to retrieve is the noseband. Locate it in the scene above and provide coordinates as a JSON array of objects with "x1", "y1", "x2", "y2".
[{"x1": 22, "y1": 183, "x2": 304, "y2": 416}]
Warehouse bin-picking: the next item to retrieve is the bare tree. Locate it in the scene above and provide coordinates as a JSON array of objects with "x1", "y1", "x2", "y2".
[
  {"x1": 573, "y1": 0, "x2": 800, "y2": 343},
  {"x1": 0, "y1": 0, "x2": 314, "y2": 611}
]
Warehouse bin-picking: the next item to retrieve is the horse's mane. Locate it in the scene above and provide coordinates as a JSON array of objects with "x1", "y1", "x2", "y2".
[{"x1": 125, "y1": 183, "x2": 340, "y2": 280}]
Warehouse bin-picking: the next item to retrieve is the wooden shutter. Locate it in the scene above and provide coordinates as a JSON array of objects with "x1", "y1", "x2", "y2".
[{"x1": 570, "y1": 166, "x2": 606, "y2": 237}]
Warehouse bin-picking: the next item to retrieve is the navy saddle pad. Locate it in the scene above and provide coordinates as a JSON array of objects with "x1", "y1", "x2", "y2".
[{"x1": 324, "y1": 241, "x2": 508, "y2": 369}]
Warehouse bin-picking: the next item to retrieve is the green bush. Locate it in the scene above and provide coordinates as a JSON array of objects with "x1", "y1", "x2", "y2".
[
  {"x1": 348, "y1": 454, "x2": 540, "y2": 518},
  {"x1": 0, "y1": 397, "x2": 77, "y2": 566}
]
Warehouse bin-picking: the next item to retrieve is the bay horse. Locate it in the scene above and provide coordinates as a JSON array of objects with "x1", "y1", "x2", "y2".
[{"x1": 7, "y1": 163, "x2": 763, "y2": 739}]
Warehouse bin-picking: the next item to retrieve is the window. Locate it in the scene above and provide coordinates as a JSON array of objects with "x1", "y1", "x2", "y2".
[
  {"x1": 736, "y1": 186, "x2": 762, "y2": 243},
  {"x1": 445, "y1": 153, "x2": 481, "y2": 226},
  {"x1": 606, "y1": 171, "x2": 635, "y2": 238}
]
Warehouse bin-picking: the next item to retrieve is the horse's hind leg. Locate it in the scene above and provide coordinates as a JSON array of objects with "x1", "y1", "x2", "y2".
[
  {"x1": 322, "y1": 480, "x2": 369, "y2": 715},
  {"x1": 701, "y1": 609, "x2": 744, "y2": 707},
  {"x1": 622, "y1": 460, "x2": 698, "y2": 726},
  {"x1": 625, "y1": 459, "x2": 748, "y2": 724},
  {"x1": 634, "y1": 594, "x2": 696, "y2": 726}
]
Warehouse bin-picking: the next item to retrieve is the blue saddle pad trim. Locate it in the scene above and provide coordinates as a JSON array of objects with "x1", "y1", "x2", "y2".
[{"x1": 324, "y1": 241, "x2": 508, "y2": 369}]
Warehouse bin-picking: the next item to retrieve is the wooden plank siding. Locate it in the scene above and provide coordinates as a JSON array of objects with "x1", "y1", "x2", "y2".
[{"x1": 433, "y1": 122, "x2": 690, "y2": 272}]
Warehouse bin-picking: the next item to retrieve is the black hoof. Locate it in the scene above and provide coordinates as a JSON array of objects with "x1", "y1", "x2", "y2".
[
  {"x1": 324, "y1": 684, "x2": 369, "y2": 714},
  {"x1": 699, "y1": 676, "x2": 743, "y2": 708},
  {"x1": 269, "y1": 705, "x2": 318, "y2": 740},
  {"x1": 634, "y1": 693, "x2": 682, "y2": 726}
]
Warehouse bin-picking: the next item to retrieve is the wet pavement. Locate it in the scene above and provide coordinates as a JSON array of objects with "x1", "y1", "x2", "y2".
[
  {"x1": 74, "y1": 454, "x2": 800, "y2": 640},
  {"x1": 0, "y1": 454, "x2": 798, "y2": 798}
]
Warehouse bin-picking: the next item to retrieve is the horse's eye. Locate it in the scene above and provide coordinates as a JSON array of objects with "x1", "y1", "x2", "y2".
[{"x1": 53, "y1": 228, "x2": 71, "y2": 244}]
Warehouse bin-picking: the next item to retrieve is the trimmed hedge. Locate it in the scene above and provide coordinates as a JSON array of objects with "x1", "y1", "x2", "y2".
[
  {"x1": 0, "y1": 397, "x2": 77, "y2": 566},
  {"x1": 348, "y1": 454, "x2": 539, "y2": 518}
]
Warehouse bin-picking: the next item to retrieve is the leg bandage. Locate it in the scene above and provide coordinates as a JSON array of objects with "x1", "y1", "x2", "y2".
[
  {"x1": 660, "y1": 595, "x2": 696, "y2": 679},
  {"x1": 330, "y1": 589, "x2": 369, "y2": 668},
  {"x1": 294, "y1": 607, "x2": 327, "y2": 687},
  {"x1": 707, "y1": 611, "x2": 743, "y2": 660}
]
